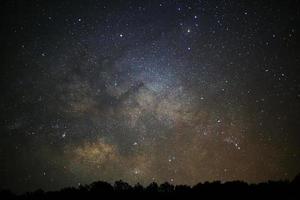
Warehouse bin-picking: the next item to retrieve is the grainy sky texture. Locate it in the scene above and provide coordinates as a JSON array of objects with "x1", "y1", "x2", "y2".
[{"x1": 0, "y1": 0, "x2": 299, "y2": 193}]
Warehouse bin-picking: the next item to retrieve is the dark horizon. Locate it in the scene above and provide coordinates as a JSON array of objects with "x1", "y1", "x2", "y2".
[
  {"x1": 1, "y1": 0, "x2": 299, "y2": 194},
  {"x1": 2, "y1": 174, "x2": 299, "y2": 195},
  {"x1": 1, "y1": 174, "x2": 300, "y2": 197}
]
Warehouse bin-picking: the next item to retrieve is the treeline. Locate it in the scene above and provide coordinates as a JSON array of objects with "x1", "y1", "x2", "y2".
[{"x1": 1, "y1": 174, "x2": 299, "y2": 199}]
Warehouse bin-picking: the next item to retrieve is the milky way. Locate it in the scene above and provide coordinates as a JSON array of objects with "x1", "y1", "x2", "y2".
[{"x1": 1, "y1": 0, "x2": 300, "y2": 193}]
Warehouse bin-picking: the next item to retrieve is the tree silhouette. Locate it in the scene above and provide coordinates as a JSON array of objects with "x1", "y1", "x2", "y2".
[
  {"x1": 159, "y1": 182, "x2": 174, "y2": 192},
  {"x1": 146, "y1": 182, "x2": 159, "y2": 193},
  {"x1": 133, "y1": 183, "x2": 144, "y2": 192},
  {"x1": 114, "y1": 180, "x2": 132, "y2": 192},
  {"x1": 174, "y1": 185, "x2": 191, "y2": 193},
  {"x1": 1, "y1": 174, "x2": 299, "y2": 199},
  {"x1": 292, "y1": 173, "x2": 300, "y2": 184},
  {"x1": 90, "y1": 181, "x2": 113, "y2": 193}
]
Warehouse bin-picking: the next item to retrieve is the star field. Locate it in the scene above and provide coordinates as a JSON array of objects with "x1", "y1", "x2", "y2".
[{"x1": 0, "y1": 0, "x2": 299, "y2": 193}]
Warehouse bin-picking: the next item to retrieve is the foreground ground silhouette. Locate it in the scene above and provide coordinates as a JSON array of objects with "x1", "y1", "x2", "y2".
[{"x1": 1, "y1": 174, "x2": 299, "y2": 199}]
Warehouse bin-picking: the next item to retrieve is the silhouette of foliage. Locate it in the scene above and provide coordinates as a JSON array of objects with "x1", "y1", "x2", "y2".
[
  {"x1": 159, "y1": 182, "x2": 174, "y2": 192},
  {"x1": 146, "y1": 182, "x2": 159, "y2": 193},
  {"x1": 133, "y1": 183, "x2": 144, "y2": 192},
  {"x1": 90, "y1": 181, "x2": 113, "y2": 193},
  {"x1": 114, "y1": 180, "x2": 132, "y2": 192},
  {"x1": 1, "y1": 173, "x2": 299, "y2": 199}
]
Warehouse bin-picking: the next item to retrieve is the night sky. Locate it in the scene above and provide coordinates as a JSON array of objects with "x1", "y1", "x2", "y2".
[{"x1": 1, "y1": 0, "x2": 300, "y2": 193}]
